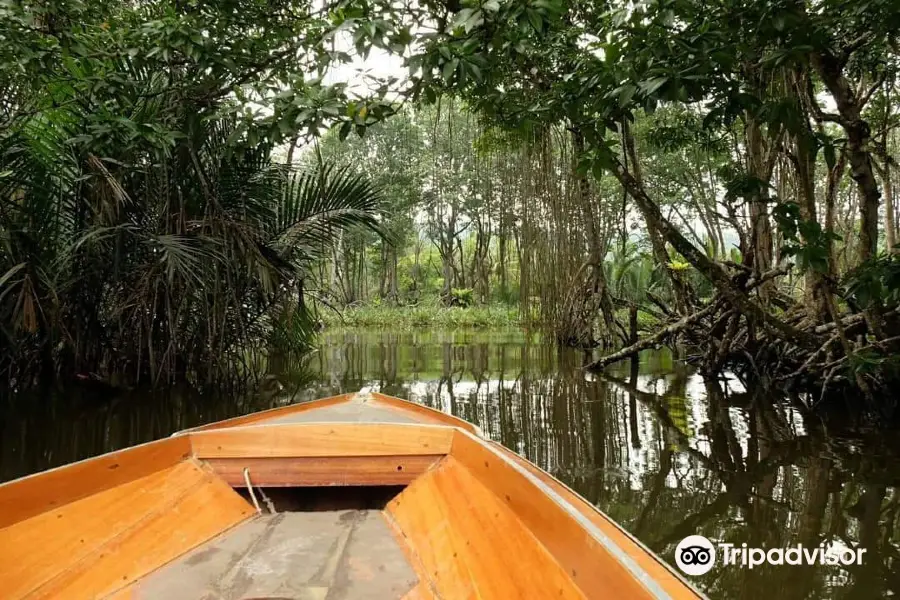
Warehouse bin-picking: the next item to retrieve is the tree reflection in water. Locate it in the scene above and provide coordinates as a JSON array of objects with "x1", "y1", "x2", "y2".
[{"x1": 2, "y1": 329, "x2": 898, "y2": 599}]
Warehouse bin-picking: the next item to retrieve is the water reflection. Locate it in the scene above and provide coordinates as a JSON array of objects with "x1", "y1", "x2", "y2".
[
  {"x1": 2, "y1": 328, "x2": 899, "y2": 599},
  {"x1": 309, "y1": 330, "x2": 900, "y2": 599}
]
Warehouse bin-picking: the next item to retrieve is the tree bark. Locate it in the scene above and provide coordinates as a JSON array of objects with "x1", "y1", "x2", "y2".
[
  {"x1": 791, "y1": 122, "x2": 830, "y2": 320},
  {"x1": 587, "y1": 302, "x2": 721, "y2": 369},
  {"x1": 498, "y1": 222, "x2": 509, "y2": 300},
  {"x1": 573, "y1": 129, "x2": 616, "y2": 345},
  {"x1": 622, "y1": 120, "x2": 694, "y2": 315},
  {"x1": 744, "y1": 114, "x2": 776, "y2": 302},
  {"x1": 883, "y1": 165, "x2": 896, "y2": 253},
  {"x1": 824, "y1": 146, "x2": 848, "y2": 273},
  {"x1": 390, "y1": 248, "x2": 399, "y2": 301},
  {"x1": 874, "y1": 157, "x2": 897, "y2": 253},
  {"x1": 810, "y1": 50, "x2": 881, "y2": 262}
]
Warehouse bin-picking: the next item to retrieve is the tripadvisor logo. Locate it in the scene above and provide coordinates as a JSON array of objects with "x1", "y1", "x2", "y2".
[
  {"x1": 675, "y1": 535, "x2": 716, "y2": 576},
  {"x1": 674, "y1": 535, "x2": 867, "y2": 576}
]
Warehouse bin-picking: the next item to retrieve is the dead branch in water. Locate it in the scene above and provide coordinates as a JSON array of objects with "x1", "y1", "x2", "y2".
[{"x1": 586, "y1": 302, "x2": 721, "y2": 369}]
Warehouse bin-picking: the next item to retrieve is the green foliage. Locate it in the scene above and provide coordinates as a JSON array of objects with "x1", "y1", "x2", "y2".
[
  {"x1": 613, "y1": 308, "x2": 660, "y2": 332},
  {"x1": 449, "y1": 287, "x2": 474, "y2": 307},
  {"x1": 645, "y1": 108, "x2": 725, "y2": 155},
  {"x1": 848, "y1": 348, "x2": 889, "y2": 376},
  {"x1": 268, "y1": 308, "x2": 317, "y2": 355},
  {"x1": 772, "y1": 202, "x2": 841, "y2": 274},
  {"x1": 0, "y1": 0, "x2": 386, "y2": 387},
  {"x1": 721, "y1": 169, "x2": 771, "y2": 204},
  {"x1": 844, "y1": 253, "x2": 900, "y2": 310},
  {"x1": 322, "y1": 303, "x2": 519, "y2": 329},
  {"x1": 605, "y1": 244, "x2": 661, "y2": 305},
  {"x1": 312, "y1": 102, "x2": 525, "y2": 310},
  {"x1": 6, "y1": 0, "x2": 900, "y2": 393},
  {"x1": 1, "y1": 130, "x2": 382, "y2": 386}
]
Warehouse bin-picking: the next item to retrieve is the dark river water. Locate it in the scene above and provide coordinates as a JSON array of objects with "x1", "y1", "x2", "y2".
[{"x1": 2, "y1": 328, "x2": 899, "y2": 599}]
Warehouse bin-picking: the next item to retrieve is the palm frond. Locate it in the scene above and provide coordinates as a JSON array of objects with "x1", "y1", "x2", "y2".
[{"x1": 273, "y1": 163, "x2": 384, "y2": 263}]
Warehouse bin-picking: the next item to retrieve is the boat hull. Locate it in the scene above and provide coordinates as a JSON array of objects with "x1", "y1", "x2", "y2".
[{"x1": 0, "y1": 392, "x2": 703, "y2": 599}]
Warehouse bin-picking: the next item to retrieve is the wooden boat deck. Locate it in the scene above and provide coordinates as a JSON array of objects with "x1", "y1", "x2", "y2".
[
  {"x1": 262, "y1": 396, "x2": 421, "y2": 425},
  {"x1": 130, "y1": 510, "x2": 417, "y2": 600}
]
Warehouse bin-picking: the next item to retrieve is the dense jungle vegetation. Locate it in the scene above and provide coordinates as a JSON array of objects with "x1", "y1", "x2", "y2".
[{"x1": 3, "y1": 0, "x2": 900, "y2": 410}]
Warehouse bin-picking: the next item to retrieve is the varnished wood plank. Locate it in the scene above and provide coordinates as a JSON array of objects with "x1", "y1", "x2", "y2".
[
  {"x1": 496, "y1": 443, "x2": 700, "y2": 600},
  {"x1": 205, "y1": 455, "x2": 442, "y2": 487},
  {"x1": 0, "y1": 435, "x2": 191, "y2": 530},
  {"x1": 27, "y1": 463, "x2": 254, "y2": 599},
  {"x1": 184, "y1": 393, "x2": 354, "y2": 432},
  {"x1": 0, "y1": 460, "x2": 253, "y2": 599},
  {"x1": 449, "y1": 430, "x2": 699, "y2": 599},
  {"x1": 189, "y1": 423, "x2": 454, "y2": 459},
  {"x1": 388, "y1": 460, "x2": 491, "y2": 598},
  {"x1": 387, "y1": 457, "x2": 585, "y2": 600},
  {"x1": 384, "y1": 508, "x2": 441, "y2": 600},
  {"x1": 370, "y1": 393, "x2": 480, "y2": 434},
  {"x1": 0, "y1": 461, "x2": 204, "y2": 598}
]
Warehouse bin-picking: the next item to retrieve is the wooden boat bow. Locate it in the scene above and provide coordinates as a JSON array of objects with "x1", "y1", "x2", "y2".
[{"x1": 0, "y1": 391, "x2": 705, "y2": 599}]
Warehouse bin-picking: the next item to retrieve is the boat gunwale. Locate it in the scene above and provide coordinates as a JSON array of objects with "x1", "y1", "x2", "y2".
[
  {"x1": 0, "y1": 434, "x2": 188, "y2": 491},
  {"x1": 0, "y1": 435, "x2": 192, "y2": 530},
  {"x1": 369, "y1": 392, "x2": 482, "y2": 435},
  {"x1": 186, "y1": 420, "x2": 458, "y2": 435},
  {"x1": 470, "y1": 432, "x2": 709, "y2": 600},
  {"x1": 485, "y1": 440, "x2": 707, "y2": 599}
]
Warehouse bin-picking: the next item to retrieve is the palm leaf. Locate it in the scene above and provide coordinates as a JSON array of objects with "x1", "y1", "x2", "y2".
[{"x1": 272, "y1": 163, "x2": 384, "y2": 264}]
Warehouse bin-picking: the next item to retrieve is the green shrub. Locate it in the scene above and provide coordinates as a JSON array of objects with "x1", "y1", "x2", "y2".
[
  {"x1": 449, "y1": 288, "x2": 474, "y2": 307},
  {"x1": 320, "y1": 302, "x2": 520, "y2": 329}
]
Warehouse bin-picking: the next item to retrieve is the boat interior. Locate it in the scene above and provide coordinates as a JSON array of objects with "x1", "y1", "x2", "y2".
[{"x1": 0, "y1": 392, "x2": 700, "y2": 600}]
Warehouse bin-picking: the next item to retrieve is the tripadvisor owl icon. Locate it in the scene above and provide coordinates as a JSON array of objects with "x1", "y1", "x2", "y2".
[{"x1": 675, "y1": 535, "x2": 716, "y2": 576}]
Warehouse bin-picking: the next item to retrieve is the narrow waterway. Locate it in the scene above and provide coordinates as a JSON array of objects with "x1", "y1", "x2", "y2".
[{"x1": 2, "y1": 328, "x2": 898, "y2": 599}]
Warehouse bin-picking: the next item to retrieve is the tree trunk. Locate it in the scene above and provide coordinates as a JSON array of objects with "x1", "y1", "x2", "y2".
[
  {"x1": 455, "y1": 237, "x2": 465, "y2": 289},
  {"x1": 824, "y1": 145, "x2": 848, "y2": 274},
  {"x1": 883, "y1": 166, "x2": 896, "y2": 253},
  {"x1": 874, "y1": 158, "x2": 897, "y2": 253},
  {"x1": 390, "y1": 248, "x2": 399, "y2": 301},
  {"x1": 440, "y1": 241, "x2": 453, "y2": 300},
  {"x1": 572, "y1": 129, "x2": 616, "y2": 346},
  {"x1": 745, "y1": 115, "x2": 776, "y2": 302},
  {"x1": 792, "y1": 123, "x2": 830, "y2": 320},
  {"x1": 498, "y1": 218, "x2": 509, "y2": 300},
  {"x1": 622, "y1": 120, "x2": 694, "y2": 315},
  {"x1": 378, "y1": 243, "x2": 388, "y2": 300},
  {"x1": 810, "y1": 50, "x2": 881, "y2": 262},
  {"x1": 628, "y1": 305, "x2": 638, "y2": 345}
]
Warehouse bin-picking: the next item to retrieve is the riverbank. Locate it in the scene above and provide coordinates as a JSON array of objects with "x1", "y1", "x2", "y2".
[
  {"x1": 318, "y1": 303, "x2": 664, "y2": 333},
  {"x1": 319, "y1": 304, "x2": 521, "y2": 329}
]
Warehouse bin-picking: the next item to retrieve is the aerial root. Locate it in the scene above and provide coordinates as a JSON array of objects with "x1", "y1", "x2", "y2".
[{"x1": 586, "y1": 266, "x2": 900, "y2": 403}]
